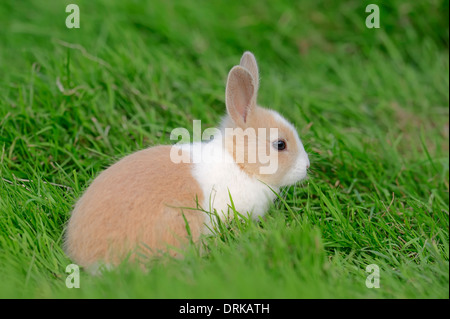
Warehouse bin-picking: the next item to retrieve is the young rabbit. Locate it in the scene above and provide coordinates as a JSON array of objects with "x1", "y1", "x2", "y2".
[{"x1": 64, "y1": 52, "x2": 310, "y2": 270}]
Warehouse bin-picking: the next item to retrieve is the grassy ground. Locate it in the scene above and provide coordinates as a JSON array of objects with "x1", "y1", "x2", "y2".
[{"x1": 0, "y1": 0, "x2": 448, "y2": 298}]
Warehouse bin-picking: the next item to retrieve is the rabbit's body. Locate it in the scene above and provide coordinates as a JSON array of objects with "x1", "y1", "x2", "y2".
[
  {"x1": 65, "y1": 52, "x2": 310, "y2": 269},
  {"x1": 64, "y1": 145, "x2": 207, "y2": 267}
]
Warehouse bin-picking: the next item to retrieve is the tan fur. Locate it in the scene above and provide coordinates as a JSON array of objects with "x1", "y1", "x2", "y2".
[
  {"x1": 239, "y1": 52, "x2": 260, "y2": 90},
  {"x1": 222, "y1": 106, "x2": 300, "y2": 186},
  {"x1": 225, "y1": 66, "x2": 256, "y2": 126},
  {"x1": 223, "y1": 53, "x2": 300, "y2": 187},
  {"x1": 64, "y1": 146, "x2": 205, "y2": 268}
]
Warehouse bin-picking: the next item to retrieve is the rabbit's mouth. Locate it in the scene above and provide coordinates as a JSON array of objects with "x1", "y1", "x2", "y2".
[{"x1": 278, "y1": 154, "x2": 310, "y2": 187}]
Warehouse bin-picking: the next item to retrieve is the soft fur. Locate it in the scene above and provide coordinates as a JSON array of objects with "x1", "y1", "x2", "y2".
[{"x1": 64, "y1": 52, "x2": 310, "y2": 270}]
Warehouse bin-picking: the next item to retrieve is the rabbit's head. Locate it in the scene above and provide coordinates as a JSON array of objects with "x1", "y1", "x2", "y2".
[{"x1": 221, "y1": 52, "x2": 310, "y2": 188}]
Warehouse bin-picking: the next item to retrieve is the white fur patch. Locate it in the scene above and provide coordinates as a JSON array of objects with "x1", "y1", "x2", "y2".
[{"x1": 176, "y1": 138, "x2": 277, "y2": 229}]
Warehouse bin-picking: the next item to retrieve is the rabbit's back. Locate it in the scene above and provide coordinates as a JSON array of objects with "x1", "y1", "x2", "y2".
[{"x1": 64, "y1": 145, "x2": 206, "y2": 268}]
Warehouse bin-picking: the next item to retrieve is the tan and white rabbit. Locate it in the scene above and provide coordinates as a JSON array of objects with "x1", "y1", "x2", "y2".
[{"x1": 64, "y1": 52, "x2": 310, "y2": 270}]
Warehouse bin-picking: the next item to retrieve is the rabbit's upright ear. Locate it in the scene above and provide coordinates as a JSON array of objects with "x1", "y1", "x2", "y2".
[
  {"x1": 239, "y1": 51, "x2": 259, "y2": 91},
  {"x1": 225, "y1": 65, "x2": 256, "y2": 127}
]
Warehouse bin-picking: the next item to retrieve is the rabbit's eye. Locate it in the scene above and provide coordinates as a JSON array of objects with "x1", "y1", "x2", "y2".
[{"x1": 273, "y1": 139, "x2": 286, "y2": 151}]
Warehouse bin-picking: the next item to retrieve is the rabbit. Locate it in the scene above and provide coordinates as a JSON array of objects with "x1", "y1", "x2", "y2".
[{"x1": 64, "y1": 52, "x2": 310, "y2": 271}]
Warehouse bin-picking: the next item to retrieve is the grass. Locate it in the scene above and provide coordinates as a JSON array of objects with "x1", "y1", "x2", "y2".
[{"x1": 0, "y1": 0, "x2": 448, "y2": 298}]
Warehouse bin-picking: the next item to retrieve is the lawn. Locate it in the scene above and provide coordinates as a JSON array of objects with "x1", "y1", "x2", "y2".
[{"x1": 0, "y1": 0, "x2": 448, "y2": 298}]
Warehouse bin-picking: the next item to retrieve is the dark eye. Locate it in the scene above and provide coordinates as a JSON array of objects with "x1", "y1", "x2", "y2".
[{"x1": 273, "y1": 139, "x2": 286, "y2": 151}]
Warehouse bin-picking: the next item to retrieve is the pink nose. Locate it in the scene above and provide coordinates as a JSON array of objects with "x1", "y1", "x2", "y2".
[{"x1": 306, "y1": 164, "x2": 310, "y2": 169}]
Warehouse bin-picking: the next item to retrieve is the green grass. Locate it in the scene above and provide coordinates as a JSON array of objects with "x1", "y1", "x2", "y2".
[{"x1": 0, "y1": 0, "x2": 448, "y2": 298}]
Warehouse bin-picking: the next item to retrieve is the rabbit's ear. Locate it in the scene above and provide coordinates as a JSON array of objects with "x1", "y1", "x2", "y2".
[
  {"x1": 225, "y1": 66, "x2": 256, "y2": 127},
  {"x1": 239, "y1": 51, "x2": 259, "y2": 91}
]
